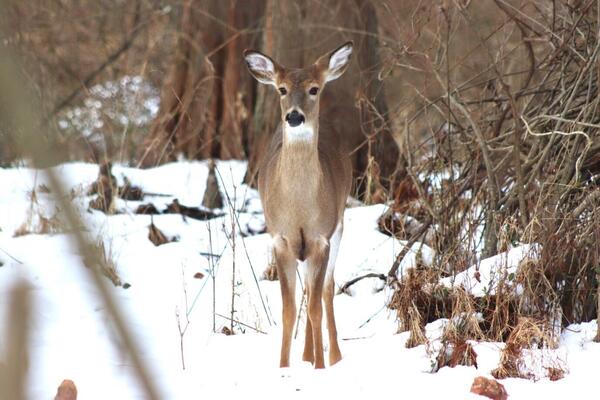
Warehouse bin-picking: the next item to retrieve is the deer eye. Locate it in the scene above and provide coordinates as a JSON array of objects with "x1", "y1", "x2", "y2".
[
  {"x1": 309, "y1": 87, "x2": 319, "y2": 95},
  {"x1": 278, "y1": 87, "x2": 287, "y2": 95}
]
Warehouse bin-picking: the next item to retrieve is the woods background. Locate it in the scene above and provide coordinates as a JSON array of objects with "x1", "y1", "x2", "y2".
[{"x1": 2, "y1": 0, "x2": 600, "y2": 345}]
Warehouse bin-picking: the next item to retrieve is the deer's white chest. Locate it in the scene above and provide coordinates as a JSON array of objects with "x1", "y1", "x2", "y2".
[{"x1": 284, "y1": 124, "x2": 314, "y2": 143}]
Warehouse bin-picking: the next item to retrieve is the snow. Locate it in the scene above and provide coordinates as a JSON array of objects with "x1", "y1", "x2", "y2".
[
  {"x1": 0, "y1": 161, "x2": 598, "y2": 399},
  {"x1": 440, "y1": 243, "x2": 541, "y2": 297}
]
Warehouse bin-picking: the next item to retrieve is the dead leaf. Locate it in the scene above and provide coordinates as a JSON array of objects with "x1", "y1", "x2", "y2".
[
  {"x1": 54, "y1": 379, "x2": 77, "y2": 400},
  {"x1": 470, "y1": 376, "x2": 507, "y2": 400},
  {"x1": 148, "y1": 219, "x2": 170, "y2": 246}
]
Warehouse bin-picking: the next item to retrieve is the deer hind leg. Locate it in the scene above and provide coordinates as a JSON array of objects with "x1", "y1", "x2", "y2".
[
  {"x1": 273, "y1": 235, "x2": 297, "y2": 368},
  {"x1": 302, "y1": 283, "x2": 314, "y2": 364},
  {"x1": 306, "y1": 236, "x2": 330, "y2": 369},
  {"x1": 323, "y1": 223, "x2": 343, "y2": 366}
]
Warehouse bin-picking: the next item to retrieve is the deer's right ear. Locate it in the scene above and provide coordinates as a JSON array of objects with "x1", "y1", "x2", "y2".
[{"x1": 244, "y1": 50, "x2": 279, "y2": 86}]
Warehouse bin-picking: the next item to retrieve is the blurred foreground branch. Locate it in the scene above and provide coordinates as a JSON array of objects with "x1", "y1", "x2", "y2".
[
  {"x1": 0, "y1": 36, "x2": 161, "y2": 400},
  {"x1": 0, "y1": 284, "x2": 31, "y2": 400}
]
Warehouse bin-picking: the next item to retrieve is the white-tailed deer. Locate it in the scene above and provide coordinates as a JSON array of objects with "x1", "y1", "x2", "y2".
[{"x1": 244, "y1": 42, "x2": 353, "y2": 369}]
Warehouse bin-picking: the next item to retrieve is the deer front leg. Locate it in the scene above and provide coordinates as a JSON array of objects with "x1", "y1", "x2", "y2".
[
  {"x1": 324, "y1": 223, "x2": 342, "y2": 365},
  {"x1": 323, "y1": 272, "x2": 341, "y2": 365},
  {"x1": 302, "y1": 285, "x2": 314, "y2": 364},
  {"x1": 273, "y1": 235, "x2": 297, "y2": 368},
  {"x1": 306, "y1": 236, "x2": 329, "y2": 369}
]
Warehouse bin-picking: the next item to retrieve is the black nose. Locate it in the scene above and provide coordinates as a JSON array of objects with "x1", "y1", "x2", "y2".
[{"x1": 285, "y1": 110, "x2": 305, "y2": 127}]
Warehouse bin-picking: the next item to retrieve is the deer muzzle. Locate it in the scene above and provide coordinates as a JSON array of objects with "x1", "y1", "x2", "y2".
[{"x1": 285, "y1": 110, "x2": 305, "y2": 127}]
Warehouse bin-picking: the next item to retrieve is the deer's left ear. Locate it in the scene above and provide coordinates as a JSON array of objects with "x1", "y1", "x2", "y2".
[{"x1": 316, "y1": 41, "x2": 353, "y2": 83}]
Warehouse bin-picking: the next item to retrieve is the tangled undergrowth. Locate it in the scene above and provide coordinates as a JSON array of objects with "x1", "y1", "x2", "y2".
[{"x1": 374, "y1": 0, "x2": 600, "y2": 379}]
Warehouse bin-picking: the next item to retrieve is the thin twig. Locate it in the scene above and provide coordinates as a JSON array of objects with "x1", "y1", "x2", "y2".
[
  {"x1": 387, "y1": 217, "x2": 432, "y2": 282},
  {"x1": 215, "y1": 313, "x2": 267, "y2": 334},
  {"x1": 214, "y1": 165, "x2": 273, "y2": 326},
  {"x1": 338, "y1": 272, "x2": 386, "y2": 295},
  {"x1": 0, "y1": 247, "x2": 24, "y2": 264}
]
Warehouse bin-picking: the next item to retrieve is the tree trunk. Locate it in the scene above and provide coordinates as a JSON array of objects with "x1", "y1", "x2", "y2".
[
  {"x1": 219, "y1": 1, "x2": 264, "y2": 159},
  {"x1": 139, "y1": 0, "x2": 262, "y2": 166},
  {"x1": 352, "y1": 0, "x2": 403, "y2": 201}
]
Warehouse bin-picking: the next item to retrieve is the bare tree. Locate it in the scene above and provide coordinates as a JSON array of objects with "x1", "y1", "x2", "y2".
[{"x1": 139, "y1": 0, "x2": 263, "y2": 166}]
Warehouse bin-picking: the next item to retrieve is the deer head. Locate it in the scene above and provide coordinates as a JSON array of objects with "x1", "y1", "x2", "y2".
[{"x1": 244, "y1": 42, "x2": 353, "y2": 142}]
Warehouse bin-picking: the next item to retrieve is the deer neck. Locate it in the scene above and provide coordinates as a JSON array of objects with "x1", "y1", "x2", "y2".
[{"x1": 278, "y1": 122, "x2": 322, "y2": 190}]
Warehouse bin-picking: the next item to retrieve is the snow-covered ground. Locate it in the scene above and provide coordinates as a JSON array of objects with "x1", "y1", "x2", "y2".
[{"x1": 0, "y1": 161, "x2": 597, "y2": 399}]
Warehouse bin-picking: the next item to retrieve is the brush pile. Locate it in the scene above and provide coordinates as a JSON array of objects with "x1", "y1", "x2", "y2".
[{"x1": 381, "y1": 0, "x2": 600, "y2": 378}]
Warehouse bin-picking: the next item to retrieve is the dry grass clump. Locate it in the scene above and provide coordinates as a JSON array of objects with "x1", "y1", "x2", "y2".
[
  {"x1": 491, "y1": 317, "x2": 559, "y2": 380},
  {"x1": 389, "y1": 268, "x2": 453, "y2": 336},
  {"x1": 387, "y1": 244, "x2": 571, "y2": 378},
  {"x1": 432, "y1": 288, "x2": 482, "y2": 370},
  {"x1": 83, "y1": 239, "x2": 125, "y2": 288},
  {"x1": 404, "y1": 304, "x2": 427, "y2": 348},
  {"x1": 546, "y1": 367, "x2": 565, "y2": 382},
  {"x1": 14, "y1": 214, "x2": 62, "y2": 237},
  {"x1": 445, "y1": 288, "x2": 485, "y2": 342},
  {"x1": 96, "y1": 240, "x2": 122, "y2": 287},
  {"x1": 14, "y1": 187, "x2": 63, "y2": 237},
  {"x1": 480, "y1": 277, "x2": 519, "y2": 343},
  {"x1": 88, "y1": 162, "x2": 117, "y2": 213},
  {"x1": 88, "y1": 162, "x2": 144, "y2": 213},
  {"x1": 435, "y1": 340, "x2": 478, "y2": 371}
]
